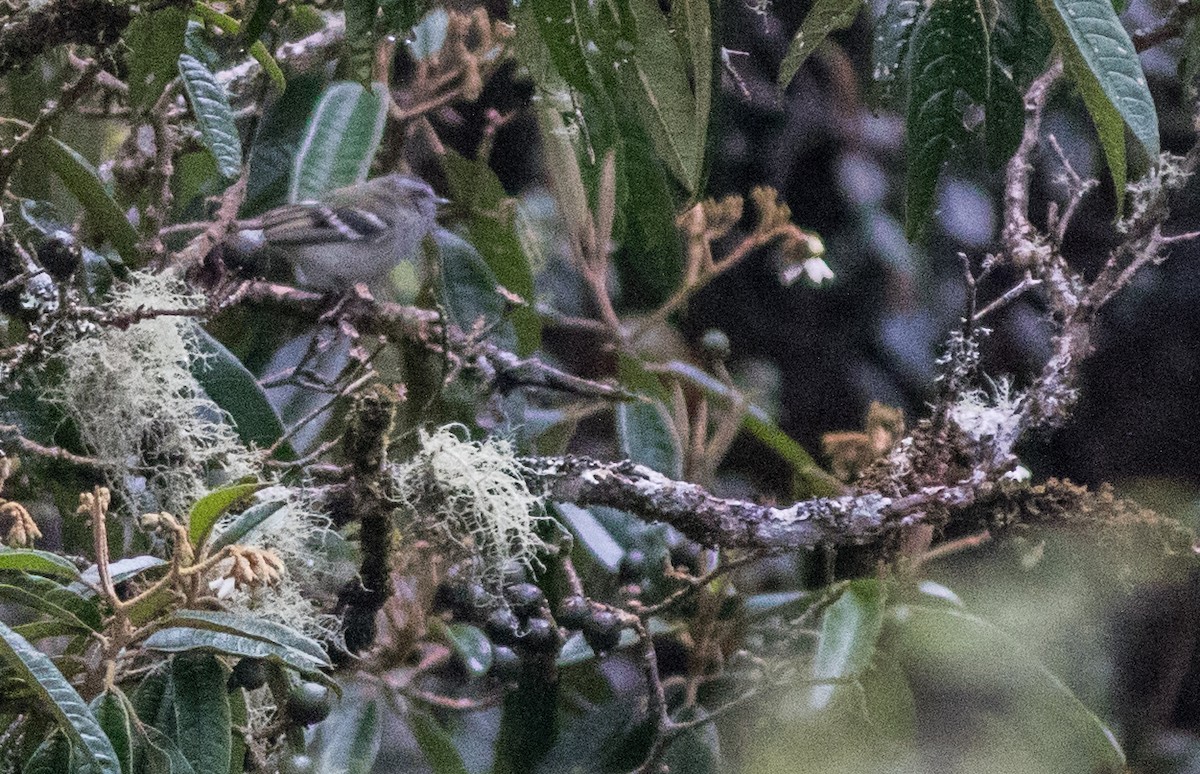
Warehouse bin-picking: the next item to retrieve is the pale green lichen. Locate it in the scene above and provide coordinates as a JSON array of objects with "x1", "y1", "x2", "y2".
[
  {"x1": 390, "y1": 425, "x2": 549, "y2": 597},
  {"x1": 947, "y1": 377, "x2": 1025, "y2": 449},
  {"x1": 50, "y1": 271, "x2": 258, "y2": 515},
  {"x1": 211, "y1": 488, "x2": 344, "y2": 643}
]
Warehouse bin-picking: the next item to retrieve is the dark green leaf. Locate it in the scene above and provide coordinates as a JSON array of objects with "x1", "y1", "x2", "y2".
[
  {"x1": 90, "y1": 689, "x2": 134, "y2": 774},
  {"x1": 0, "y1": 547, "x2": 80, "y2": 579},
  {"x1": 209, "y1": 500, "x2": 287, "y2": 551},
  {"x1": 227, "y1": 684, "x2": 246, "y2": 774},
  {"x1": 177, "y1": 54, "x2": 242, "y2": 180},
  {"x1": 440, "y1": 150, "x2": 542, "y2": 355},
  {"x1": 130, "y1": 665, "x2": 171, "y2": 728},
  {"x1": 160, "y1": 610, "x2": 331, "y2": 668},
  {"x1": 381, "y1": 0, "x2": 430, "y2": 34},
  {"x1": 313, "y1": 695, "x2": 381, "y2": 774},
  {"x1": 343, "y1": 0, "x2": 379, "y2": 84},
  {"x1": 188, "y1": 482, "x2": 266, "y2": 547},
  {"x1": 244, "y1": 75, "x2": 325, "y2": 214},
  {"x1": 79, "y1": 556, "x2": 167, "y2": 590},
  {"x1": 289, "y1": 81, "x2": 389, "y2": 202},
  {"x1": 441, "y1": 622, "x2": 493, "y2": 679},
  {"x1": 0, "y1": 620, "x2": 121, "y2": 774},
  {"x1": 870, "y1": 0, "x2": 920, "y2": 107},
  {"x1": 13, "y1": 620, "x2": 85, "y2": 642},
  {"x1": 0, "y1": 575, "x2": 100, "y2": 632},
  {"x1": 433, "y1": 228, "x2": 517, "y2": 351},
  {"x1": 143, "y1": 627, "x2": 329, "y2": 675},
  {"x1": 37, "y1": 137, "x2": 139, "y2": 265},
  {"x1": 1035, "y1": 0, "x2": 1157, "y2": 207},
  {"x1": 190, "y1": 3, "x2": 286, "y2": 91},
  {"x1": 808, "y1": 579, "x2": 886, "y2": 711},
  {"x1": 172, "y1": 653, "x2": 231, "y2": 774},
  {"x1": 408, "y1": 710, "x2": 470, "y2": 774},
  {"x1": 126, "y1": 8, "x2": 189, "y2": 110},
  {"x1": 555, "y1": 503, "x2": 624, "y2": 573},
  {"x1": 1181, "y1": 18, "x2": 1200, "y2": 93},
  {"x1": 521, "y1": 0, "x2": 596, "y2": 93},
  {"x1": 663, "y1": 706, "x2": 721, "y2": 773},
  {"x1": 138, "y1": 725, "x2": 196, "y2": 774},
  {"x1": 779, "y1": 0, "x2": 865, "y2": 87},
  {"x1": 190, "y1": 327, "x2": 291, "y2": 457},
  {"x1": 615, "y1": 356, "x2": 682, "y2": 478},
  {"x1": 904, "y1": 0, "x2": 991, "y2": 241},
  {"x1": 670, "y1": 0, "x2": 715, "y2": 179},
  {"x1": 605, "y1": 0, "x2": 702, "y2": 193},
  {"x1": 23, "y1": 729, "x2": 74, "y2": 774},
  {"x1": 241, "y1": 0, "x2": 281, "y2": 43},
  {"x1": 887, "y1": 603, "x2": 1126, "y2": 771}
]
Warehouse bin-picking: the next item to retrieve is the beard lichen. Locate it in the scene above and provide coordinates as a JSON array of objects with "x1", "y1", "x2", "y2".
[
  {"x1": 390, "y1": 425, "x2": 549, "y2": 598},
  {"x1": 50, "y1": 271, "x2": 258, "y2": 515}
]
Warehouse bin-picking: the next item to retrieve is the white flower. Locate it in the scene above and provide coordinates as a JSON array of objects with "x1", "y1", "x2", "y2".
[
  {"x1": 802, "y1": 257, "x2": 835, "y2": 284},
  {"x1": 1003, "y1": 465, "x2": 1031, "y2": 483}
]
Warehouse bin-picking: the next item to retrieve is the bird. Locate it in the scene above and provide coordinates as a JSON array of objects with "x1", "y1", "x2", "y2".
[{"x1": 237, "y1": 173, "x2": 447, "y2": 292}]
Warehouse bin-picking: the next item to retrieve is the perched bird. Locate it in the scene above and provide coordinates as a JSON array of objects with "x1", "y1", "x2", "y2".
[{"x1": 238, "y1": 173, "x2": 446, "y2": 292}]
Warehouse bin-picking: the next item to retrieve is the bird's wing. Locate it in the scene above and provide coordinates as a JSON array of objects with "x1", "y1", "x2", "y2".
[{"x1": 258, "y1": 202, "x2": 391, "y2": 246}]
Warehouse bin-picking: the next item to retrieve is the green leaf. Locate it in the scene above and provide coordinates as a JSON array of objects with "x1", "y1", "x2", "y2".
[
  {"x1": 381, "y1": 0, "x2": 430, "y2": 34},
  {"x1": 289, "y1": 81, "x2": 389, "y2": 202},
  {"x1": 188, "y1": 482, "x2": 266, "y2": 547},
  {"x1": 522, "y1": 0, "x2": 596, "y2": 94},
  {"x1": 177, "y1": 54, "x2": 242, "y2": 180},
  {"x1": 1034, "y1": 0, "x2": 1158, "y2": 197},
  {"x1": 887, "y1": 603, "x2": 1126, "y2": 771},
  {"x1": 663, "y1": 706, "x2": 721, "y2": 773},
  {"x1": 604, "y1": 0, "x2": 703, "y2": 193},
  {"x1": 343, "y1": 0, "x2": 379, "y2": 83},
  {"x1": 904, "y1": 0, "x2": 991, "y2": 241},
  {"x1": 209, "y1": 500, "x2": 287, "y2": 551},
  {"x1": 778, "y1": 0, "x2": 865, "y2": 87},
  {"x1": 0, "y1": 547, "x2": 80, "y2": 579},
  {"x1": 312, "y1": 695, "x2": 381, "y2": 774},
  {"x1": 808, "y1": 579, "x2": 886, "y2": 711},
  {"x1": 130, "y1": 665, "x2": 171, "y2": 729},
  {"x1": 190, "y1": 327, "x2": 291, "y2": 457},
  {"x1": 139, "y1": 725, "x2": 196, "y2": 774},
  {"x1": 870, "y1": 0, "x2": 920, "y2": 107},
  {"x1": 0, "y1": 620, "x2": 121, "y2": 774},
  {"x1": 160, "y1": 610, "x2": 331, "y2": 668},
  {"x1": 441, "y1": 622, "x2": 493, "y2": 679},
  {"x1": 14, "y1": 620, "x2": 86, "y2": 642},
  {"x1": 143, "y1": 627, "x2": 329, "y2": 675},
  {"x1": 172, "y1": 653, "x2": 231, "y2": 774},
  {"x1": 24, "y1": 729, "x2": 74, "y2": 774},
  {"x1": 439, "y1": 150, "x2": 542, "y2": 355},
  {"x1": 79, "y1": 556, "x2": 167, "y2": 590},
  {"x1": 670, "y1": 0, "x2": 715, "y2": 179},
  {"x1": 126, "y1": 8, "x2": 189, "y2": 110},
  {"x1": 227, "y1": 683, "x2": 246, "y2": 774},
  {"x1": 244, "y1": 74, "x2": 325, "y2": 214},
  {"x1": 555, "y1": 503, "x2": 624, "y2": 573},
  {"x1": 0, "y1": 573, "x2": 101, "y2": 632},
  {"x1": 90, "y1": 689, "x2": 134, "y2": 774},
  {"x1": 409, "y1": 710, "x2": 470, "y2": 774},
  {"x1": 241, "y1": 0, "x2": 281, "y2": 43},
  {"x1": 37, "y1": 136, "x2": 139, "y2": 265},
  {"x1": 615, "y1": 356, "x2": 682, "y2": 478},
  {"x1": 249, "y1": 42, "x2": 287, "y2": 92},
  {"x1": 433, "y1": 228, "x2": 517, "y2": 351}
]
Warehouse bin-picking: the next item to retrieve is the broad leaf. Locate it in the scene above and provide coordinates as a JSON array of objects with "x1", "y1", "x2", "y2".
[
  {"x1": 0, "y1": 620, "x2": 120, "y2": 774},
  {"x1": 209, "y1": 500, "x2": 287, "y2": 551},
  {"x1": 440, "y1": 151, "x2": 541, "y2": 355},
  {"x1": 871, "y1": 0, "x2": 920, "y2": 107},
  {"x1": 177, "y1": 54, "x2": 242, "y2": 180},
  {"x1": 433, "y1": 228, "x2": 517, "y2": 351},
  {"x1": 670, "y1": 0, "x2": 715, "y2": 181},
  {"x1": 0, "y1": 573, "x2": 100, "y2": 631},
  {"x1": 1035, "y1": 0, "x2": 1158, "y2": 205},
  {"x1": 555, "y1": 503, "x2": 624, "y2": 573},
  {"x1": 343, "y1": 0, "x2": 379, "y2": 84},
  {"x1": 172, "y1": 653, "x2": 231, "y2": 774},
  {"x1": 441, "y1": 622, "x2": 493, "y2": 680},
  {"x1": 289, "y1": 81, "x2": 389, "y2": 203},
  {"x1": 904, "y1": 0, "x2": 991, "y2": 241},
  {"x1": 190, "y1": 327, "x2": 290, "y2": 457},
  {"x1": 888, "y1": 603, "x2": 1126, "y2": 771},
  {"x1": 24, "y1": 730, "x2": 74, "y2": 774},
  {"x1": 779, "y1": 0, "x2": 865, "y2": 87},
  {"x1": 312, "y1": 694, "x2": 381, "y2": 774},
  {"x1": 126, "y1": 8, "x2": 189, "y2": 110},
  {"x1": 188, "y1": 482, "x2": 266, "y2": 548},
  {"x1": 143, "y1": 627, "x2": 329, "y2": 675},
  {"x1": 90, "y1": 689, "x2": 134, "y2": 774},
  {"x1": 79, "y1": 556, "x2": 167, "y2": 590},
  {"x1": 160, "y1": 610, "x2": 330, "y2": 667},
  {"x1": 228, "y1": 684, "x2": 246, "y2": 774},
  {"x1": 241, "y1": 0, "x2": 281, "y2": 43},
  {"x1": 808, "y1": 579, "x2": 886, "y2": 711},
  {"x1": 0, "y1": 547, "x2": 80, "y2": 579},
  {"x1": 615, "y1": 356, "x2": 682, "y2": 478},
  {"x1": 38, "y1": 137, "x2": 139, "y2": 265},
  {"x1": 409, "y1": 710, "x2": 470, "y2": 774}
]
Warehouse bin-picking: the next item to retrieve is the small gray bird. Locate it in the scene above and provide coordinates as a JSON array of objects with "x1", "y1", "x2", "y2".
[{"x1": 239, "y1": 174, "x2": 446, "y2": 292}]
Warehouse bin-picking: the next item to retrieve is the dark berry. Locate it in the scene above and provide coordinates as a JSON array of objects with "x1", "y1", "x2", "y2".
[
  {"x1": 582, "y1": 609, "x2": 623, "y2": 655},
  {"x1": 518, "y1": 617, "x2": 561, "y2": 655},
  {"x1": 484, "y1": 608, "x2": 521, "y2": 647},
  {"x1": 491, "y1": 646, "x2": 521, "y2": 681},
  {"x1": 619, "y1": 550, "x2": 647, "y2": 584},
  {"x1": 556, "y1": 595, "x2": 590, "y2": 630},
  {"x1": 505, "y1": 583, "x2": 546, "y2": 619},
  {"x1": 230, "y1": 657, "x2": 266, "y2": 691},
  {"x1": 286, "y1": 682, "x2": 333, "y2": 726}
]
